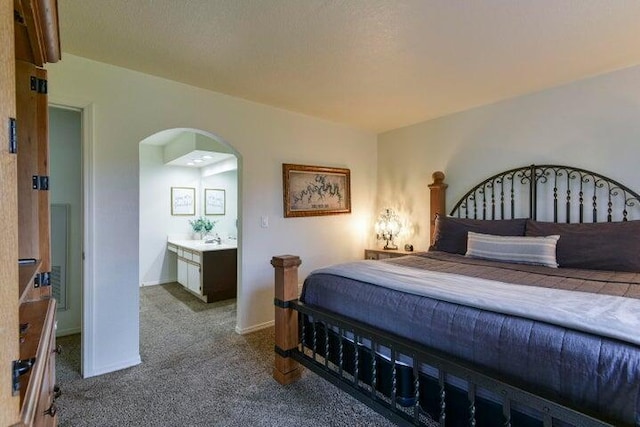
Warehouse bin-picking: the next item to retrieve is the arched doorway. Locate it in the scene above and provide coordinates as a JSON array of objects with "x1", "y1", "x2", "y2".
[{"x1": 138, "y1": 128, "x2": 242, "y2": 335}]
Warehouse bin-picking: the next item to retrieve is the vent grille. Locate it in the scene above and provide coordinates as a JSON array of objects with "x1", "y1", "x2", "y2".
[{"x1": 51, "y1": 265, "x2": 66, "y2": 310}]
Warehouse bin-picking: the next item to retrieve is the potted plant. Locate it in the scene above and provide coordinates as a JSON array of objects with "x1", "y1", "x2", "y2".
[{"x1": 189, "y1": 217, "x2": 216, "y2": 240}]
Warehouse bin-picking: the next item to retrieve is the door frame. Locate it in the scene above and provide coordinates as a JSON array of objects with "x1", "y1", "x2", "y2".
[{"x1": 49, "y1": 97, "x2": 95, "y2": 378}]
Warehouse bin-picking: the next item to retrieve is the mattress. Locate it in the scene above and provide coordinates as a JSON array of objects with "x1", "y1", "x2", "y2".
[{"x1": 300, "y1": 252, "x2": 640, "y2": 425}]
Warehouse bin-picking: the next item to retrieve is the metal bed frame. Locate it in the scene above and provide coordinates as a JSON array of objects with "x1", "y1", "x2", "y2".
[
  {"x1": 272, "y1": 164, "x2": 640, "y2": 427},
  {"x1": 449, "y1": 164, "x2": 640, "y2": 221}
]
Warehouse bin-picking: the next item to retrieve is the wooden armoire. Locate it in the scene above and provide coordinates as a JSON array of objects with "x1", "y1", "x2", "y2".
[{"x1": 1, "y1": 0, "x2": 61, "y2": 425}]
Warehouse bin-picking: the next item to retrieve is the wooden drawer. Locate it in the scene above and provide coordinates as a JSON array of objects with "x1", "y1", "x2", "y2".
[
  {"x1": 20, "y1": 299, "x2": 57, "y2": 426},
  {"x1": 32, "y1": 325, "x2": 56, "y2": 427}
]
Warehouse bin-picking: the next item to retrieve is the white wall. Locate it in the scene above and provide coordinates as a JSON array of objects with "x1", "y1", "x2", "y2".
[
  {"x1": 47, "y1": 54, "x2": 377, "y2": 377},
  {"x1": 378, "y1": 64, "x2": 640, "y2": 250},
  {"x1": 139, "y1": 144, "x2": 201, "y2": 286},
  {"x1": 202, "y1": 169, "x2": 238, "y2": 239}
]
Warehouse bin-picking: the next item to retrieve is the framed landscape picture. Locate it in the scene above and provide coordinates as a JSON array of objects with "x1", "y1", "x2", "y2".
[
  {"x1": 282, "y1": 163, "x2": 351, "y2": 217},
  {"x1": 171, "y1": 187, "x2": 195, "y2": 216},
  {"x1": 205, "y1": 188, "x2": 226, "y2": 215}
]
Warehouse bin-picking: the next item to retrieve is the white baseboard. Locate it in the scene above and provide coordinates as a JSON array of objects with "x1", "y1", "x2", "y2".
[
  {"x1": 56, "y1": 327, "x2": 81, "y2": 337},
  {"x1": 140, "y1": 278, "x2": 175, "y2": 287},
  {"x1": 235, "y1": 320, "x2": 274, "y2": 335},
  {"x1": 84, "y1": 355, "x2": 142, "y2": 378}
]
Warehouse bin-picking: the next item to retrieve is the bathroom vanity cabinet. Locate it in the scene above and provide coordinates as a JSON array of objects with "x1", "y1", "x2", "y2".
[{"x1": 167, "y1": 241, "x2": 237, "y2": 303}]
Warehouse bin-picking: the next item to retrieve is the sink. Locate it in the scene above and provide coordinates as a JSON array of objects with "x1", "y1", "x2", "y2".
[
  {"x1": 168, "y1": 239, "x2": 237, "y2": 252},
  {"x1": 198, "y1": 241, "x2": 235, "y2": 250}
]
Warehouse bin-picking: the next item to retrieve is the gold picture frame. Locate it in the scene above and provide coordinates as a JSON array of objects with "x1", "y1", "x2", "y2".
[
  {"x1": 171, "y1": 187, "x2": 195, "y2": 216},
  {"x1": 204, "y1": 188, "x2": 226, "y2": 215},
  {"x1": 282, "y1": 163, "x2": 351, "y2": 217}
]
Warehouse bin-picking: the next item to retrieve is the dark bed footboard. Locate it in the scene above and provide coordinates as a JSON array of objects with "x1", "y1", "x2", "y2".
[{"x1": 271, "y1": 255, "x2": 625, "y2": 427}]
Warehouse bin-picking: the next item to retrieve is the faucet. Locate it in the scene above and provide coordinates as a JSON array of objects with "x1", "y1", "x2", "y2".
[{"x1": 204, "y1": 234, "x2": 222, "y2": 244}]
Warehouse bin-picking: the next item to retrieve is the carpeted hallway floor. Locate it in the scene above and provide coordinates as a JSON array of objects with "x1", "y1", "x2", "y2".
[{"x1": 56, "y1": 283, "x2": 397, "y2": 426}]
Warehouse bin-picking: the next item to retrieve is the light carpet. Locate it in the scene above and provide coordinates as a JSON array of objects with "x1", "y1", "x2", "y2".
[{"x1": 55, "y1": 283, "x2": 399, "y2": 426}]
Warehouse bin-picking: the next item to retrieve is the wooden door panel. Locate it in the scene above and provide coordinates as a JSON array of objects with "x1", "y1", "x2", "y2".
[
  {"x1": 0, "y1": 0, "x2": 20, "y2": 423},
  {"x1": 36, "y1": 66, "x2": 50, "y2": 273},
  {"x1": 16, "y1": 59, "x2": 40, "y2": 262}
]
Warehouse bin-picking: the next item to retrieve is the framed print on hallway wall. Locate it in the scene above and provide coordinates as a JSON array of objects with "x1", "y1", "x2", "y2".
[
  {"x1": 282, "y1": 163, "x2": 351, "y2": 217},
  {"x1": 171, "y1": 187, "x2": 195, "y2": 216},
  {"x1": 205, "y1": 188, "x2": 226, "y2": 215}
]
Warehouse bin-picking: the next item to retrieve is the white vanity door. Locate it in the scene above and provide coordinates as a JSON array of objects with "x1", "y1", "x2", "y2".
[
  {"x1": 187, "y1": 262, "x2": 201, "y2": 294},
  {"x1": 177, "y1": 258, "x2": 188, "y2": 286}
]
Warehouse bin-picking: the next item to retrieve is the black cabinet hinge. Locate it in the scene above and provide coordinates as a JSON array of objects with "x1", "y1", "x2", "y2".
[
  {"x1": 34, "y1": 271, "x2": 51, "y2": 288},
  {"x1": 12, "y1": 358, "x2": 36, "y2": 395},
  {"x1": 14, "y1": 10, "x2": 25, "y2": 25},
  {"x1": 32, "y1": 175, "x2": 49, "y2": 191},
  {"x1": 30, "y1": 76, "x2": 48, "y2": 94},
  {"x1": 9, "y1": 117, "x2": 17, "y2": 153}
]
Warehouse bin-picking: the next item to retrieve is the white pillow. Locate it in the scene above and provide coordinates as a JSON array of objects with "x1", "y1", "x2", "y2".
[{"x1": 465, "y1": 232, "x2": 560, "y2": 268}]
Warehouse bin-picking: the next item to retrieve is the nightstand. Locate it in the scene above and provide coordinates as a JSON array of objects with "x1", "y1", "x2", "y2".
[{"x1": 364, "y1": 248, "x2": 415, "y2": 260}]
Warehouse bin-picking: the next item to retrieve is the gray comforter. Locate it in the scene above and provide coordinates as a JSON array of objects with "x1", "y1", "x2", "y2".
[{"x1": 301, "y1": 252, "x2": 640, "y2": 425}]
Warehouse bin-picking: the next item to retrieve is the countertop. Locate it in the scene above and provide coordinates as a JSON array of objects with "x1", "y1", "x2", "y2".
[{"x1": 168, "y1": 239, "x2": 237, "y2": 252}]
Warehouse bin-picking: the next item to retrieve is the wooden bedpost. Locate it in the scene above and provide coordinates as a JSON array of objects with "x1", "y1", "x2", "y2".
[
  {"x1": 271, "y1": 255, "x2": 303, "y2": 384},
  {"x1": 428, "y1": 171, "x2": 447, "y2": 245}
]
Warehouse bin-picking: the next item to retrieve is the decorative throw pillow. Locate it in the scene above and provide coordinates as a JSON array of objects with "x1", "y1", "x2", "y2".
[
  {"x1": 430, "y1": 216, "x2": 527, "y2": 254},
  {"x1": 465, "y1": 232, "x2": 560, "y2": 268},
  {"x1": 525, "y1": 220, "x2": 640, "y2": 272}
]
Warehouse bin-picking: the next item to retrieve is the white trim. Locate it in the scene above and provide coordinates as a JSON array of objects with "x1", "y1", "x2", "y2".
[
  {"x1": 235, "y1": 158, "x2": 243, "y2": 336},
  {"x1": 140, "y1": 279, "x2": 175, "y2": 287},
  {"x1": 56, "y1": 327, "x2": 81, "y2": 337},
  {"x1": 235, "y1": 320, "x2": 274, "y2": 335},
  {"x1": 51, "y1": 96, "x2": 96, "y2": 379},
  {"x1": 83, "y1": 355, "x2": 142, "y2": 378},
  {"x1": 81, "y1": 103, "x2": 95, "y2": 379}
]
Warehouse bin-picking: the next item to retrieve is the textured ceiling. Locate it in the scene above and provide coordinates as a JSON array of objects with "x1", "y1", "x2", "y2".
[{"x1": 58, "y1": 0, "x2": 640, "y2": 133}]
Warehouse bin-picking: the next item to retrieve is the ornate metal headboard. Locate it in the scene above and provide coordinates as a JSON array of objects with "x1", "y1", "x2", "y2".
[
  {"x1": 449, "y1": 164, "x2": 640, "y2": 223},
  {"x1": 428, "y1": 165, "x2": 640, "y2": 242}
]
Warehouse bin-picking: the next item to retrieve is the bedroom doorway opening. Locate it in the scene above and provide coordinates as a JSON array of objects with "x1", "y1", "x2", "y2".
[
  {"x1": 49, "y1": 106, "x2": 83, "y2": 335},
  {"x1": 49, "y1": 104, "x2": 85, "y2": 379},
  {"x1": 138, "y1": 128, "x2": 242, "y2": 336}
]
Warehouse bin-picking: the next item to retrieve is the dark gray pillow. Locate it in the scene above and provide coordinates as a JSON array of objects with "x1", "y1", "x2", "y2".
[
  {"x1": 525, "y1": 220, "x2": 640, "y2": 272},
  {"x1": 430, "y1": 216, "x2": 527, "y2": 255}
]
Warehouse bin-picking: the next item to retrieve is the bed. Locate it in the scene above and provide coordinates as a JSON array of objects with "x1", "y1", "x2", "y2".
[{"x1": 271, "y1": 164, "x2": 640, "y2": 427}]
